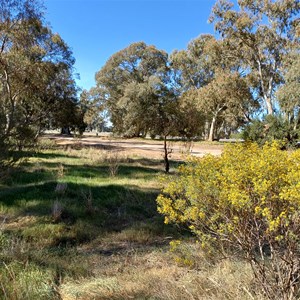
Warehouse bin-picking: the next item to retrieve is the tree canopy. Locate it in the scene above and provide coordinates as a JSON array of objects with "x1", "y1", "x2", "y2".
[
  {"x1": 94, "y1": 42, "x2": 172, "y2": 137},
  {"x1": 210, "y1": 0, "x2": 300, "y2": 116},
  {"x1": 0, "y1": 0, "x2": 83, "y2": 163}
]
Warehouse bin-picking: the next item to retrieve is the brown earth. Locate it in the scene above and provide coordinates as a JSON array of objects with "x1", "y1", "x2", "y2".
[{"x1": 44, "y1": 133, "x2": 223, "y2": 160}]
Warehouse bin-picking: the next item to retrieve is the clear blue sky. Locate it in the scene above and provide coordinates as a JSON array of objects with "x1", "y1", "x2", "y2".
[{"x1": 44, "y1": 0, "x2": 217, "y2": 91}]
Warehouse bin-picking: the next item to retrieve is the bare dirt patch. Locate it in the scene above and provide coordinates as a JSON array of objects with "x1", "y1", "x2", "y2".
[{"x1": 43, "y1": 134, "x2": 224, "y2": 160}]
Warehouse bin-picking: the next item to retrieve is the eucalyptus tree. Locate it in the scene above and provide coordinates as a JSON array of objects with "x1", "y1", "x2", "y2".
[
  {"x1": 277, "y1": 50, "x2": 300, "y2": 130},
  {"x1": 196, "y1": 71, "x2": 255, "y2": 141},
  {"x1": 0, "y1": 0, "x2": 79, "y2": 157},
  {"x1": 170, "y1": 35, "x2": 218, "y2": 139},
  {"x1": 94, "y1": 42, "x2": 171, "y2": 137},
  {"x1": 171, "y1": 34, "x2": 256, "y2": 140},
  {"x1": 94, "y1": 42, "x2": 184, "y2": 171},
  {"x1": 176, "y1": 92, "x2": 206, "y2": 140},
  {"x1": 210, "y1": 0, "x2": 300, "y2": 116},
  {"x1": 80, "y1": 89, "x2": 108, "y2": 132},
  {"x1": 170, "y1": 34, "x2": 216, "y2": 92}
]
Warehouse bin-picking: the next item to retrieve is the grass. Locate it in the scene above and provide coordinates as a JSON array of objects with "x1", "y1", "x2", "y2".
[{"x1": 0, "y1": 140, "x2": 264, "y2": 299}]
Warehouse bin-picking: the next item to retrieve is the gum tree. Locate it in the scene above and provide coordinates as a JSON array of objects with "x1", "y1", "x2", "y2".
[
  {"x1": 196, "y1": 71, "x2": 254, "y2": 141},
  {"x1": 171, "y1": 35, "x2": 257, "y2": 140},
  {"x1": 210, "y1": 0, "x2": 300, "y2": 116},
  {"x1": 94, "y1": 42, "x2": 170, "y2": 137},
  {"x1": 0, "y1": 0, "x2": 79, "y2": 156}
]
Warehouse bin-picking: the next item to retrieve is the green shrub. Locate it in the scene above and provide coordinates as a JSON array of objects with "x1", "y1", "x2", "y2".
[
  {"x1": 242, "y1": 115, "x2": 299, "y2": 147},
  {"x1": 157, "y1": 142, "x2": 300, "y2": 300}
]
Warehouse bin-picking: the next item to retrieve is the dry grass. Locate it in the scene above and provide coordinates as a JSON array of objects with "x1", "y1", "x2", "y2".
[
  {"x1": 60, "y1": 241, "x2": 263, "y2": 300},
  {"x1": 51, "y1": 200, "x2": 64, "y2": 222}
]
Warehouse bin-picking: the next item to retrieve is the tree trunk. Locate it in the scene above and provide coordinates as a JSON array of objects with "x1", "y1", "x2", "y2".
[
  {"x1": 265, "y1": 96, "x2": 274, "y2": 116},
  {"x1": 208, "y1": 116, "x2": 217, "y2": 142},
  {"x1": 4, "y1": 70, "x2": 16, "y2": 136},
  {"x1": 204, "y1": 121, "x2": 210, "y2": 140},
  {"x1": 257, "y1": 58, "x2": 275, "y2": 116},
  {"x1": 163, "y1": 135, "x2": 170, "y2": 173},
  {"x1": 61, "y1": 127, "x2": 71, "y2": 135},
  {"x1": 293, "y1": 112, "x2": 300, "y2": 131}
]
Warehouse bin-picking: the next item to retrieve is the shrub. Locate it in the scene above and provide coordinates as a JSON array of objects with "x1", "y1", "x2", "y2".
[
  {"x1": 242, "y1": 115, "x2": 299, "y2": 147},
  {"x1": 157, "y1": 142, "x2": 300, "y2": 299}
]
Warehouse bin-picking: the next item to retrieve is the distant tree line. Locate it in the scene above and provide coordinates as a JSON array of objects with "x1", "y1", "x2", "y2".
[
  {"x1": 0, "y1": 0, "x2": 299, "y2": 169},
  {"x1": 89, "y1": 0, "x2": 299, "y2": 145}
]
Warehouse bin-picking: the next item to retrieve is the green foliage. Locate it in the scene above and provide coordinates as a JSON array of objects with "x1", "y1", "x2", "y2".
[
  {"x1": 94, "y1": 42, "x2": 174, "y2": 137},
  {"x1": 90, "y1": 1, "x2": 300, "y2": 142},
  {"x1": 80, "y1": 89, "x2": 107, "y2": 132},
  {"x1": 158, "y1": 142, "x2": 300, "y2": 299},
  {"x1": 210, "y1": 0, "x2": 299, "y2": 116},
  {"x1": 242, "y1": 115, "x2": 299, "y2": 147},
  {"x1": 196, "y1": 71, "x2": 255, "y2": 141},
  {"x1": 170, "y1": 34, "x2": 216, "y2": 90},
  {"x1": 277, "y1": 50, "x2": 300, "y2": 129},
  {"x1": 171, "y1": 35, "x2": 256, "y2": 141},
  {"x1": 0, "y1": 0, "x2": 80, "y2": 165}
]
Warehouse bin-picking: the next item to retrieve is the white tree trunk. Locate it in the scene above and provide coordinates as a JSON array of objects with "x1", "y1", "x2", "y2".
[{"x1": 208, "y1": 116, "x2": 217, "y2": 142}]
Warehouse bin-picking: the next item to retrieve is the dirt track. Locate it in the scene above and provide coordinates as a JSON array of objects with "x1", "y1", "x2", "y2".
[{"x1": 46, "y1": 134, "x2": 223, "y2": 160}]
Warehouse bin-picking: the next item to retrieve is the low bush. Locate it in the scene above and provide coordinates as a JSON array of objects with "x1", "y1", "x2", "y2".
[
  {"x1": 157, "y1": 142, "x2": 300, "y2": 299},
  {"x1": 242, "y1": 115, "x2": 299, "y2": 147}
]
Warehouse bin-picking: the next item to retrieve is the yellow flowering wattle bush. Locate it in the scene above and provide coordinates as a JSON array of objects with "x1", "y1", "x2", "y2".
[{"x1": 157, "y1": 142, "x2": 300, "y2": 299}]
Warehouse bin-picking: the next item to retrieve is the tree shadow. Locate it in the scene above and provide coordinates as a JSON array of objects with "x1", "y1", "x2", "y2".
[
  {"x1": 1, "y1": 158, "x2": 164, "y2": 189},
  {"x1": 0, "y1": 150, "x2": 183, "y2": 245},
  {"x1": 28, "y1": 151, "x2": 80, "y2": 160},
  {"x1": 1, "y1": 168, "x2": 56, "y2": 187},
  {"x1": 133, "y1": 157, "x2": 163, "y2": 167}
]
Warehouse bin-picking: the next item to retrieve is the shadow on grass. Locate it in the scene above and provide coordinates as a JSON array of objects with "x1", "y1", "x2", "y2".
[
  {"x1": 0, "y1": 179, "x2": 181, "y2": 253},
  {"x1": 32, "y1": 162, "x2": 161, "y2": 179},
  {"x1": 14, "y1": 150, "x2": 79, "y2": 160},
  {"x1": 1, "y1": 160, "x2": 164, "y2": 189},
  {"x1": 0, "y1": 181, "x2": 158, "y2": 221},
  {"x1": 1, "y1": 168, "x2": 56, "y2": 187},
  {"x1": 134, "y1": 158, "x2": 164, "y2": 167},
  {"x1": 29, "y1": 151, "x2": 79, "y2": 160},
  {"x1": 0, "y1": 154, "x2": 183, "y2": 243},
  {"x1": 0, "y1": 181, "x2": 58, "y2": 208}
]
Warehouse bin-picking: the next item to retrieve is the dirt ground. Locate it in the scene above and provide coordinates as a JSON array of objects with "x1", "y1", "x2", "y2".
[{"x1": 45, "y1": 133, "x2": 223, "y2": 160}]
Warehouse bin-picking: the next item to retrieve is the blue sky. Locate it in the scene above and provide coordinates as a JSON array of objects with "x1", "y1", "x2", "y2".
[{"x1": 44, "y1": 0, "x2": 217, "y2": 91}]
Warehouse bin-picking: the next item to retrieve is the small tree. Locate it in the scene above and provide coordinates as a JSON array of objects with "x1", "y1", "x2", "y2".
[
  {"x1": 157, "y1": 142, "x2": 300, "y2": 299},
  {"x1": 0, "y1": 0, "x2": 79, "y2": 157}
]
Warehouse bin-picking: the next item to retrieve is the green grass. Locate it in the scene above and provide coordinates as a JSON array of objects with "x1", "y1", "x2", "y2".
[{"x1": 0, "y1": 144, "x2": 264, "y2": 300}]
